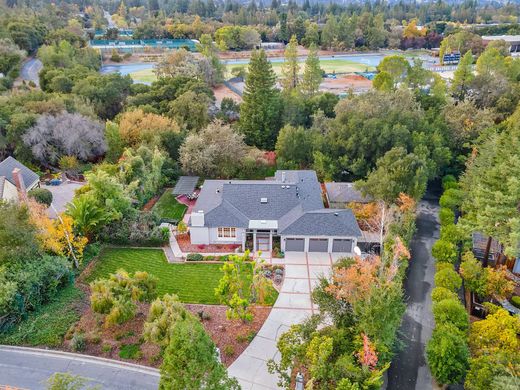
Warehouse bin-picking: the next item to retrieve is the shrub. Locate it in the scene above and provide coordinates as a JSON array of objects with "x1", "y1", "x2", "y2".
[
  {"x1": 223, "y1": 344, "x2": 235, "y2": 356},
  {"x1": 436, "y1": 262, "x2": 454, "y2": 272},
  {"x1": 439, "y1": 188, "x2": 464, "y2": 211},
  {"x1": 432, "y1": 287, "x2": 459, "y2": 303},
  {"x1": 440, "y1": 224, "x2": 462, "y2": 244},
  {"x1": 426, "y1": 323, "x2": 469, "y2": 385},
  {"x1": 28, "y1": 188, "x2": 53, "y2": 206},
  {"x1": 102, "y1": 343, "x2": 112, "y2": 353},
  {"x1": 439, "y1": 207, "x2": 455, "y2": 226},
  {"x1": 433, "y1": 298, "x2": 469, "y2": 332},
  {"x1": 119, "y1": 343, "x2": 141, "y2": 359},
  {"x1": 71, "y1": 332, "x2": 86, "y2": 352},
  {"x1": 432, "y1": 239, "x2": 458, "y2": 263},
  {"x1": 435, "y1": 268, "x2": 462, "y2": 292},
  {"x1": 186, "y1": 253, "x2": 204, "y2": 261},
  {"x1": 442, "y1": 174, "x2": 457, "y2": 190},
  {"x1": 105, "y1": 297, "x2": 136, "y2": 327},
  {"x1": 511, "y1": 296, "x2": 520, "y2": 309}
]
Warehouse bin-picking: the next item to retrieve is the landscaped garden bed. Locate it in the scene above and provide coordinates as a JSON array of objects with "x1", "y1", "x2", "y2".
[{"x1": 177, "y1": 233, "x2": 241, "y2": 253}]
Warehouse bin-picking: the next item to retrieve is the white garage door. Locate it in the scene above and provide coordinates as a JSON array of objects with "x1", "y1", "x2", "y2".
[
  {"x1": 332, "y1": 239, "x2": 353, "y2": 253},
  {"x1": 308, "y1": 238, "x2": 329, "y2": 252},
  {"x1": 285, "y1": 238, "x2": 305, "y2": 252}
]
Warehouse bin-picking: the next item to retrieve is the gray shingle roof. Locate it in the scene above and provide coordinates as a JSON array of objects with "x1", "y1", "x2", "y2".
[
  {"x1": 0, "y1": 157, "x2": 39, "y2": 190},
  {"x1": 192, "y1": 170, "x2": 361, "y2": 238},
  {"x1": 278, "y1": 209, "x2": 362, "y2": 236},
  {"x1": 172, "y1": 176, "x2": 199, "y2": 195},
  {"x1": 325, "y1": 182, "x2": 372, "y2": 204}
]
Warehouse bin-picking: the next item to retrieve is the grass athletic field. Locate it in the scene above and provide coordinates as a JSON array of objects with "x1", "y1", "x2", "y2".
[{"x1": 128, "y1": 58, "x2": 377, "y2": 83}]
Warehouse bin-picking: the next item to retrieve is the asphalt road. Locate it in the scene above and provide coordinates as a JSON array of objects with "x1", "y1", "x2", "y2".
[
  {"x1": 386, "y1": 199, "x2": 438, "y2": 390},
  {"x1": 0, "y1": 346, "x2": 160, "y2": 389},
  {"x1": 20, "y1": 58, "x2": 42, "y2": 86}
]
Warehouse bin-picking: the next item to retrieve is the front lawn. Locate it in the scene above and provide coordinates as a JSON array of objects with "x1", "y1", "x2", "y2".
[
  {"x1": 86, "y1": 248, "x2": 224, "y2": 304},
  {"x1": 0, "y1": 285, "x2": 85, "y2": 347},
  {"x1": 153, "y1": 189, "x2": 188, "y2": 221}
]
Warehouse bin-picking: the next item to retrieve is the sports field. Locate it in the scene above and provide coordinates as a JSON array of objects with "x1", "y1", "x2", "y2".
[{"x1": 129, "y1": 58, "x2": 377, "y2": 83}]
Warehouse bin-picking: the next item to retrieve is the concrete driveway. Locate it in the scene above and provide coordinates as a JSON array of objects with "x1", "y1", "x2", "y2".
[
  {"x1": 0, "y1": 346, "x2": 159, "y2": 390},
  {"x1": 228, "y1": 252, "x2": 334, "y2": 389},
  {"x1": 45, "y1": 181, "x2": 84, "y2": 218}
]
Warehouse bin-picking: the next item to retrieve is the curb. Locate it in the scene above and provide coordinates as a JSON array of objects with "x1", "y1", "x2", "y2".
[{"x1": 0, "y1": 346, "x2": 160, "y2": 377}]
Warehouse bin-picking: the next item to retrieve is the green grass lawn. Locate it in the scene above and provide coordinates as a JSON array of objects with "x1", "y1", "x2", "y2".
[
  {"x1": 87, "y1": 248, "x2": 225, "y2": 304},
  {"x1": 153, "y1": 189, "x2": 188, "y2": 221},
  {"x1": 130, "y1": 68, "x2": 156, "y2": 83},
  {"x1": 0, "y1": 285, "x2": 84, "y2": 347}
]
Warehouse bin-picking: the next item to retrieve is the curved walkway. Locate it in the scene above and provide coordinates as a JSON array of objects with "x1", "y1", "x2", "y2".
[
  {"x1": 0, "y1": 346, "x2": 159, "y2": 390},
  {"x1": 228, "y1": 252, "x2": 335, "y2": 389}
]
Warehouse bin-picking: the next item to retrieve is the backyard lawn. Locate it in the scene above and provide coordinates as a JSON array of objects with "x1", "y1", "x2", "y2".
[
  {"x1": 153, "y1": 189, "x2": 187, "y2": 221},
  {"x1": 86, "y1": 248, "x2": 224, "y2": 304}
]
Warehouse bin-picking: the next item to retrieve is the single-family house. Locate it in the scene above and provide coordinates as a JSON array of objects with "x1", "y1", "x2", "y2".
[
  {"x1": 0, "y1": 156, "x2": 40, "y2": 203},
  {"x1": 324, "y1": 182, "x2": 372, "y2": 208},
  {"x1": 189, "y1": 170, "x2": 362, "y2": 254}
]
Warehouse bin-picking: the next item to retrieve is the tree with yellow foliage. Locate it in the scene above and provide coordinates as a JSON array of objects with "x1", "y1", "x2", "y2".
[
  {"x1": 28, "y1": 199, "x2": 88, "y2": 268},
  {"x1": 118, "y1": 109, "x2": 180, "y2": 148},
  {"x1": 403, "y1": 19, "x2": 426, "y2": 39}
]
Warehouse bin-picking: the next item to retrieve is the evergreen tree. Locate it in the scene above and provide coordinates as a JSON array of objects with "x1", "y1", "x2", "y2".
[
  {"x1": 239, "y1": 49, "x2": 281, "y2": 149},
  {"x1": 451, "y1": 51, "x2": 474, "y2": 101},
  {"x1": 279, "y1": 13, "x2": 288, "y2": 42},
  {"x1": 301, "y1": 43, "x2": 322, "y2": 96},
  {"x1": 281, "y1": 35, "x2": 300, "y2": 90}
]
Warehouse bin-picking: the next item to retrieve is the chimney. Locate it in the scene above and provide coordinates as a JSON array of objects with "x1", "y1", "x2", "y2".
[
  {"x1": 281, "y1": 171, "x2": 286, "y2": 183},
  {"x1": 191, "y1": 210, "x2": 205, "y2": 227},
  {"x1": 12, "y1": 168, "x2": 27, "y2": 200}
]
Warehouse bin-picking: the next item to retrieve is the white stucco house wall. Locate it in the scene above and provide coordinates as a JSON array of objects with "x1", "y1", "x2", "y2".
[
  {"x1": 189, "y1": 170, "x2": 362, "y2": 255},
  {"x1": 0, "y1": 156, "x2": 40, "y2": 203}
]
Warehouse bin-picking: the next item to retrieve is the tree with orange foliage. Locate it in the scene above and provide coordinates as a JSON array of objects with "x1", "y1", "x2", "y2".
[
  {"x1": 357, "y1": 333, "x2": 379, "y2": 370},
  {"x1": 28, "y1": 199, "x2": 88, "y2": 268},
  {"x1": 118, "y1": 109, "x2": 180, "y2": 148}
]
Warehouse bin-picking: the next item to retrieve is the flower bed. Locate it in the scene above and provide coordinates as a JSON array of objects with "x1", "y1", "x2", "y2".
[{"x1": 176, "y1": 233, "x2": 241, "y2": 253}]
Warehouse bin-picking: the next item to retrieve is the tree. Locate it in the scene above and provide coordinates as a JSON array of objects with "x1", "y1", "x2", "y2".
[
  {"x1": 376, "y1": 55, "x2": 411, "y2": 88},
  {"x1": 156, "y1": 48, "x2": 219, "y2": 86},
  {"x1": 239, "y1": 49, "x2": 281, "y2": 149},
  {"x1": 159, "y1": 315, "x2": 240, "y2": 389},
  {"x1": 0, "y1": 38, "x2": 25, "y2": 77},
  {"x1": 66, "y1": 195, "x2": 107, "y2": 238},
  {"x1": 426, "y1": 323, "x2": 469, "y2": 385},
  {"x1": 197, "y1": 34, "x2": 224, "y2": 84},
  {"x1": 372, "y1": 71, "x2": 394, "y2": 92},
  {"x1": 168, "y1": 90, "x2": 211, "y2": 131},
  {"x1": 23, "y1": 112, "x2": 106, "y2": 167},
  {"x1": 434, "y1": 267, "x2": 462, "y2": 292},
  {"x1": 118, "y1": 109, "x2": 180, "y2": 148},
  {"x1": 460, "y1": 251, "x2": 486, "y2": 296},
  {"x1": 281, "y1": 35, "x2": 299, "y2": 90},
  {"x1": 432, "y1": 298, "x2": 469, "y2": 332},
  {"x1": 450, "y1": 51, "x2": 474, "y2": 101},
  {"x1": 275, "y1": 125, "x2": 315, "y2": 168},
  {"x1": 431, "y1": 239, "x2": 458, "y2": 263},
  {"x1": 214, "y1": 252, "x2": 254, "y2": 322},
  {"x1": 356, "y1": 147, "x2": 428, "y2": 204},
  {"x1": 300, "y1": 43, "x2": 322, "y2": 97},
  {"x1": 46, "y1": 372, "x2": 97, "y2": 390},
  {"x1": 179, "y1": 120, "x2": 247, "y2": 178}
]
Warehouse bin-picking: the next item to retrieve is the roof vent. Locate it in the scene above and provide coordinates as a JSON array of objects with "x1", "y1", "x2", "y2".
[
  {"x1": 281, "y1": 171, "x2": 286, "y2": 183},
  {"x1": 216, "y1": 188, "x2": 220, "y2": 193},
  {"x1": 334, "y1": 212, "x2": 339, "y2": 216},
  {"x1": 260, "y1": 197, "x2": 268, "y2": 203}
]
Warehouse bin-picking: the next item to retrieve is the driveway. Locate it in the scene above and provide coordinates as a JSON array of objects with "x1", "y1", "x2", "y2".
[
  {"x1": 228, "y1": 252, "x2": 334, "y2": 389},
  {"x1": 20, "y1": 58, "x2": 42, "y2": 86},
  {"x1": 45, "y1": 181, "x2": 85, "y2": 218},
  {"x1": 386, "y1": 199, "x2": 438, "y2": 390},
  {"x1": 0, "y1": 346, "x2": 159, "y2": 390}
]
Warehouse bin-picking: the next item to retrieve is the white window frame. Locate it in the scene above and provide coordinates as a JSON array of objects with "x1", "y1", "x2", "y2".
[{"x1": 217, "y1": 227, "x2": 237, "y2": 239}]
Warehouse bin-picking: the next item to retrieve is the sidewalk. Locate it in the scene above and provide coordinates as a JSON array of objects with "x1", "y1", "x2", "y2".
[{"x1": 228, "y1": 252, "x2": 334, "y2": 389}]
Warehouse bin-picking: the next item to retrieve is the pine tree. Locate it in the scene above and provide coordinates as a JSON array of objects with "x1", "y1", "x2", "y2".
[
  {"x1": 301, "y1": 43, "x2": 322, "y2": 96},
  {"x1": 239, "y1": 49, "x2": 281, "y2": 150},
  {"x1": 281, "y1": 35, "x2": 300, "y2": 90},
  {"x1": 451, "y1": 51, "x2": 474, "y2": 101}
]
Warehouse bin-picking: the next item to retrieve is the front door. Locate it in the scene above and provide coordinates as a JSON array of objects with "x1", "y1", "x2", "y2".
[{"x1": 256, "y1": 233, "x2": 270, "y2": 252}]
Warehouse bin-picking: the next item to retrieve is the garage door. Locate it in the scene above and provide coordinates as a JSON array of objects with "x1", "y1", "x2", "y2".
[
  {"x1": 285, "y1": 238, "x2": 305, "y2": 252},
  {"x1": 309, "y1": 238, "x2": 329, "y2": 252},
  {"x1": 332, "y1": 239, "x2": 353, "y2": 253}
]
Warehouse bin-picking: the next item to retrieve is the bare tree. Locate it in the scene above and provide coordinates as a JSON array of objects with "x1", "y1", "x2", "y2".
[{"x1": 24, "y1": 112, "x2": 106, "y2": 167}]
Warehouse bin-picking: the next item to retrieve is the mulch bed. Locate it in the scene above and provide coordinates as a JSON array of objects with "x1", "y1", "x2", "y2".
[
  {"x1": 64, "y1": 297, "x2": 272, "y2": 368},
  {"x1": 142, "y1": 195, "x2": 161, "y2": 212},
  {"x1": 176, "y1": 234, "x2": 241, "y2": 253}
]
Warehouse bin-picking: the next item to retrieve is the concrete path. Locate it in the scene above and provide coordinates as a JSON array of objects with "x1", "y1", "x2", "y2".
[
  {"x1": 386, "y1": 199, "x2": 438, "y2": 390},
  {"x1": 0, "y1": 346, "x2": 159, "y2": 390},
  {"x1": 228, "y1": 252, "x2": 335, "y2": 389}
]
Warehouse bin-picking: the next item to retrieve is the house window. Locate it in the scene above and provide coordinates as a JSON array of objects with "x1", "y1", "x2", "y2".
[{"x1": 218, "y1": 227, "x2": 237, "y2": 238}]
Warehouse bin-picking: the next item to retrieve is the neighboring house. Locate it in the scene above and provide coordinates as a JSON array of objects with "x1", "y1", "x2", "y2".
[
  {"x1": 0, "y1": 157, "x2": 40, "y2": 203},
  {"x1": 189, "y1": 170, "x2": 362, "y2": 254},
  {"x1": 325, "y1": 182, "x2": 372, "y2": 208}
]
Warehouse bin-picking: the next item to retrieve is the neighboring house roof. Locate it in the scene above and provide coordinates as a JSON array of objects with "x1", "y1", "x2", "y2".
[
  {"x1": 172, "y1": 176, "x2": 199, "y2": 195},
  {"x1": 325, "y1": 182, "x2": 372, "y2": 204},
  {"x1": 193, "y1": 170, "x2": 362, "y2": 238},
  {"x1": 0, "y1": 156, "x2": 39, "y2": 190}
]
